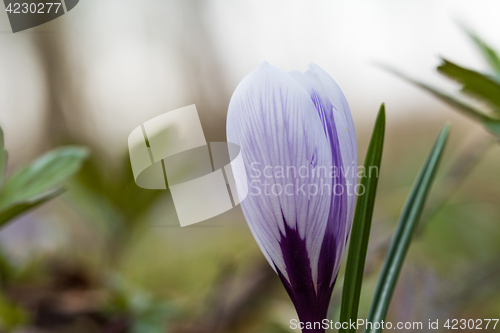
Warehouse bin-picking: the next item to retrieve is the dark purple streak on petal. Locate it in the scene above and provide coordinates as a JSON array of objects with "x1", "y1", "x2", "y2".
[{"x1": 275, "y1": 211, "x2": 329, "y2": 333}]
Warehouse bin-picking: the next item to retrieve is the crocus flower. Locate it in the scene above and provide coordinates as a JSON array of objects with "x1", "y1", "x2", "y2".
[{"x1": 226, "y1": 62, "x2": 357, "y2": 332}]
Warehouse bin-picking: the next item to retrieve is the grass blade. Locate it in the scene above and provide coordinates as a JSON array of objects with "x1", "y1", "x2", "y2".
[
  {"x1": 379, "y1": 65, "x2": 490, "y2": 122},
  {"x1": 437, "y1": 59, "x2": 500, "y2": 114},
  {"x1": 380, "y1": 65, "x2": 500, "y2": 137},
  {"x1": 339, "y1": 104, "x2": 386, "y2": 333},
  {"x1": 365, "y1": 124, "x2": 451, "y2": 333},
  {"x1": 462, "y1": 27, "x2": 500, "y2": 76}
]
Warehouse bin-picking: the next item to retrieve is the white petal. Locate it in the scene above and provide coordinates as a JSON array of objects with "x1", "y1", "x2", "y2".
[{"x1": 226, "y1": 62, "x2": 333, "y2": 284}]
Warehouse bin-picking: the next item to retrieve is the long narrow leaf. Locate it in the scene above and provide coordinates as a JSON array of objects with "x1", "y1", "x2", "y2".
[
  {"x1": 380, "y1": 65, "x2": 500, "y2": 137},
  {"x1": 462, "y1": 27, "x2": 500, "y2": 76},
  {"x1": 437, "y1": 59, "x2": 500, "y2": 114},
  {"x1": 365, "y1": 124, "x2": 450, "y2": 333},
  {"x1": 379, "y1": 65, "x2": 490, "y2": 122},
  {"x1": 339, "y1": 104, "x2": 386, "y2": 333}
]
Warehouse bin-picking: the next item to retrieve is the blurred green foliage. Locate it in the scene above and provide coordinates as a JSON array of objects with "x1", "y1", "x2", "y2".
[
  {"x1": 0, "y1": 125, "x2": 87, "y2": 331},
  {"x1": 384, "y1": 27, "x2": 500, "y2": 137},
  {"x1": 0, "y1": 127, "x2": 88, "y2": 228}
]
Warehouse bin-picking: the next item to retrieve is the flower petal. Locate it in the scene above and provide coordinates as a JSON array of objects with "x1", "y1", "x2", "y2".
[
  {"x1": 289, "y1": 64, "x2": 358, "y2": 284},
  {"x1": 308, "y1": 63, "x2": 358, "y2": 231},
  {"x1": 227, "y1": 62, "x2": 357, "y2": 324},
  {"x1": 226, "y1": 62, "x2": 333, "y2": 287}
]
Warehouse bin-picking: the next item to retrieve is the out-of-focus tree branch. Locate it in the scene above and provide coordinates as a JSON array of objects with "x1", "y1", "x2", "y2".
[
  {"x1": 173, "y1": 0, "x2": 231, "y2": 142},
  {"x1": 31, "y1": 20, "x2": 89, "y2": 149}
]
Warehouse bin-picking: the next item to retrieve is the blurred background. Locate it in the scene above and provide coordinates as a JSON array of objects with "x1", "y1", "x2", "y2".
[{"x1": 0, "y1": 0, "x2": 499, "y2": 332}]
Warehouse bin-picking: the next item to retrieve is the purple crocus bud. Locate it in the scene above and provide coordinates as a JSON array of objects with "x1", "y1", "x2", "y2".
[{"x1": 226, "y1": 62, "x2": 357, "y2": 332}]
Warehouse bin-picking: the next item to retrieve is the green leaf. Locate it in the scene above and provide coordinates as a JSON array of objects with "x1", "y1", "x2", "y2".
[
  {"x1": 437, "y1": 59, "x2": 500, "y2": 114},
  {"x1": 0, "y1": 146, "x2": 88, "y2": 211},
  {"x1": 339, "y1": 104, "x2": 385, "y2": 333},
  {"x1": 380, "y1": 65, "x2": 500, "y2": 137},
  {"x1": 365, "y1": 124, "x2": 450, "y2": 333},
  {"x1": 462, "y1": 27, "x2": 500, "y2": 76},
  {"x1": 0, "y1": 188, "x2": 64, "y2": 228},
  {"x1": 380, "y1": 65, "x2": 489, "y2": 121}
]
